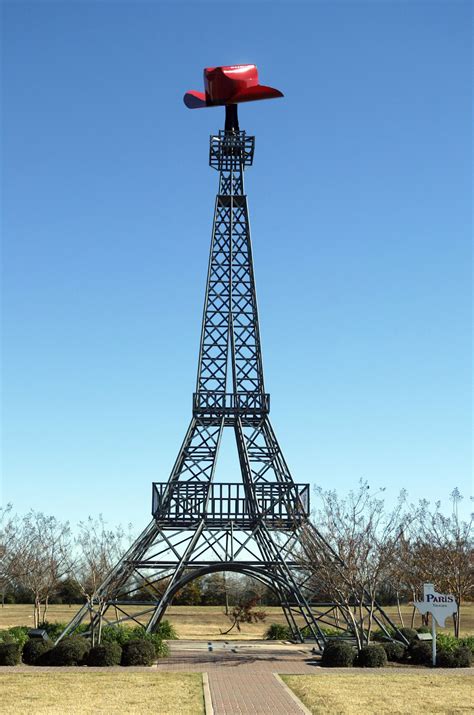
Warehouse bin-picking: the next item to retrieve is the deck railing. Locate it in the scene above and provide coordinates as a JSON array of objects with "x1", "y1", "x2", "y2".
[{"x1": 152, "y1": 481, "x2": 309, "y2": 527}]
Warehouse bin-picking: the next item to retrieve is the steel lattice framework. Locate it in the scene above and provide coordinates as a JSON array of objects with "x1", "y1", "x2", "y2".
[{"x1": 59, "y1": 106, "x2": 399, "y2": 646}]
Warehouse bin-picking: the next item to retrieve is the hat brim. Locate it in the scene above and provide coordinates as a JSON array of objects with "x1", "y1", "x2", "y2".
[{"x1": 183, "y1": 85, "x2": 283, "y2": 109}]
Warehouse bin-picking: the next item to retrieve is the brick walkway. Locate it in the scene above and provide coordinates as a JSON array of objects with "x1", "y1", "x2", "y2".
[{"x1": 157, "y1": 641, "x2": 317, "y2": 714}]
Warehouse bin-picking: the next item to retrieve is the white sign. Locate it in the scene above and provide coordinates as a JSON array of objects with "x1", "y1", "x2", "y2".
[
  {"x1": 413, "y1": 583, "x2": 458, "y2": 666},
  {"x1": 414, "y1": 583, "x2": 457, "y2": 627}
]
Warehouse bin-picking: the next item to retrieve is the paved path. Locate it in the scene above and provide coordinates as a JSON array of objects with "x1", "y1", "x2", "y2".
[{"x1": 157, "y1": 641, "x2": 317, "y2": 714}]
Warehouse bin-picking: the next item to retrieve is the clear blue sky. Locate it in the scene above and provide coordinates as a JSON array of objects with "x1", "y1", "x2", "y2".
[{"x1": 2, "y1": 1, "x2": 472, "y2": 528}]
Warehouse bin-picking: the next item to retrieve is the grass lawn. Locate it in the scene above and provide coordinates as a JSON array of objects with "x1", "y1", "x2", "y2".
[
  {"x1": 1, "y1": 603, "x2": 472, "y2": 639},
  {"x1": 282, "y1": 673, "x2": 473, "y2": 714},
  {"x1": 0, "y1": 671, "x2": 204, "y2": 714}
]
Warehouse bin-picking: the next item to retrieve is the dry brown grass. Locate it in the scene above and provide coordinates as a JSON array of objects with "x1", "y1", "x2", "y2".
[
  {"x1": 282, "y1": 673, "x2": 473, "y2": 714},
  {"x1": 1, "y1": 603, "x2": 472, "y2": 639},
  {"x1": 0, "y1": 604, "x2": 292, "y2": 640},
  {"x1": 0, "y1": 671, "x2": 204, "y2": 714}
]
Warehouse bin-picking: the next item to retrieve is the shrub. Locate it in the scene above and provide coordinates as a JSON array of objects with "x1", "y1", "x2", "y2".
[
  {"x1": 38, "y1": 622, "x2": 89, "y2": 641},
  {"x1": 436, "y1": 633, "x2": 474, "y2": 658},
  {"x1": 7, "y1": 626, "x2": 29, "y2": 648},
  {"x1": 37, "y1": 622, "x2": 68, "y2": 641},
  {"x1": 372, "y1": 628, "x2": 395, "y2": 642},
  {"x1": 436, "y1": 649, "x2": 455, "y2": 668},
  {"x1": 147, "y1": 635, "x2": 169, "y2": 659},
  {"x1": 0, "y1": 631, "x2": 15, "y2": 645},
  {"x1": 155, "y1": 620, "x2": 178, "y2": 640},
  {"x1": 22, "y1": 638, "x2": 52, "y2": 665},
  {"x1": 417, "y1": 626, "x2": 431, "y2": 634},
  {"x1": 100, "y1": 625, "x2": 169, "y2": 658},
  {"x1": 396, "y1": 627, "x2": 418, "y2": 644},
  {"x1": 121, "y1": 639, "x2": 156, "y2": 666},
  {"x1": 100, "y1": 625, "x2": 131, "y2": 646},
  {"x1": 265, "y1": 623, "x2": 291, "y2": 640},
  {"x1": 382, "y1": 641, "x2": 406, "y2": 662},
  {"x1": 301, "y1": 626, "x2": 343, "y2": 639},
  {"x1": 437, "y1": 646, "x2": 472, "y2": 669},
  {"x1": 409, "y1": 641, "x2": 432, "y2": 665},
  {"x1": 437, "y1": 634, "x2": 458, "y2": 653},
  {"x1": 48, "y1": 636, "x2": 90, "y2": 666},
  {"x1": 453, "y1": 646, "x2": 472, "y2": 668},
  {"x1": 356, "y1": 644, "x2": 387, "y2": 668},
  {"x1": 459, "y1": 636, "x2": 474, "y2": 655},
  {"x1": 87, "y1": 641, "x2": 122, "y2": 667},
  {"x1": 321, "y1": 641, "x2": 356, "y2": 668},
  {"x1": 0, "y1": 642, "x2": 21, "y2": 666}
]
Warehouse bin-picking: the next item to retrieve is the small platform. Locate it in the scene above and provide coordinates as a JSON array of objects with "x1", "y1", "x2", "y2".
[{"x1": 152, "y1": 481, "x2": 309, "y2": 527}]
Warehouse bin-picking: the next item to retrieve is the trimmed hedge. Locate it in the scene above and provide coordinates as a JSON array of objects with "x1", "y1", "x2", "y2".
[
  {"x1": 121, "y1": 639, "x2": 156, "y2": 667},
  {"x1": 265, "y1": 624, "x2": 291, "y2": 640},
  {"x1": 100, "y1": 625, "x2": 169, "y2": 657},
  {"x1": 0, "y1": 642, "x2": 21, "y2": 666},
  {"x1": 437, "y1": 634, "x2": 474, "y2": 656},
  {"x1": 382, "y1": 641, "x2": 406, "y2": 662},
  {"x1": 356, "y1": 644, "x2": 387, "y2": 668},
  {"x1": 47, "y1": 636, "x2": 90, "y2": 666},
  {"x1": 396, "y1": 627, "x2": 418, "y2": 644},
  {"x1": 409, "y1": 641, "x2": 432, "y2": 665},
  {"x1": 321, "y1": 641, "x2": 355, "y2": 668},
  {"x1": 22, "y1": 638, "x2": 52, "y2": 665},
  {"x1": 437, "y1": 646, "x2": 472, "y2": 669},
  {"x1": 87, "y1": 641, "x2": 122, "y2": 667}
]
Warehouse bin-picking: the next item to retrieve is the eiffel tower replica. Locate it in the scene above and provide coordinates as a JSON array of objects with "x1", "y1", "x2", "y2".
[{"x1": 60, "y1": 66, "x2": 399, "y2": 646}]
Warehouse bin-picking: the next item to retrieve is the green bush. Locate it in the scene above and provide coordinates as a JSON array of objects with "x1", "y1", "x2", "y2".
[
  {"x1": 409, "y1": 641, "x2": 432, "y2": 665},
  {"x1": 0, "y1": 631, "x2": 15, "y2": 645},
  {"x1": 148, "y1": 635, "x2": 169, "y2": 659},
  {"x1": 155, "y1": 620, "x2": 178, "y2": 640},
  {"x1": 87, "y1": 641, "x2": 122, "y2": 667},
  {"x1": 356, "y1": 644, "x2": 387, "y2": 668},
  {"x1": 265, "y1": 623, "x2": 291, "y2": 640},
  {"x1": 22, "y1": 638, "x2": 52, "y2": 665},
  {"x1": 382, "y1": 641, "x2": 406, "y2": 662},
  {"x1": 320, "y1": 627, "x2": 346, "y2": 638},
  {"x1": 7, "y1": 626, "x2": 29, "y2": 648},
  {"x1": 121, "y1": 639, "x2": 156, "y2": 666},
  {"x1": 38, "y1": 622, "x2": 89, "y2": 641},
  {"x1": 372, "y1": 628, "x2": 395, "y2": 642},
  {"x1": 37, "y1": 622, "x2": 68, "y2": 641},
  {"x1": 396, "y1": 627, "x2": 418, "y2": 644},
  {"x1": 437, "y1": 634, "x2": 474, "y2": 658},
  {"x1": 100, "y1": 625, "x2": 131, "y2": 646},
  {"x1": 99, "y1": 625, "x2": 169, "y2": 658},
  {"x1": 0, "y1": 642, "x2": 21, "y2": 666},
  {"x1": 437, "y1": 646, "x2": 472, "y2": 669},
  {"x1": 436, "y1": 649, "x2": 455, "y2": 668},
  {"x1": 459, "y1": 636, "x2": 474, "y2": 655},
  {"x1": 416, "y1": 626, "x2": 431, "y2": 634},
  {"x1": 48, "y1": 636, "x2": 90, "y2": 666},
  {"x1": 437, "y1": 634, "x2": 458, "y2": 653},
  {"x1": 321, "y1": 641, "x2": 356, "y2": 668}
]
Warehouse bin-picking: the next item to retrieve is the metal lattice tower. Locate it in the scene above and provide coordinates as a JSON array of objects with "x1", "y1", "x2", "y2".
[{"x1": 60, "y1": 80, "x2": 400, "y2": 645}]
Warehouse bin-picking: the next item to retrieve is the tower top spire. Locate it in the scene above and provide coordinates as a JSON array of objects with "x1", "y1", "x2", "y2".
[{"x1": 183, "y1": 64, "x2": 283, "y2": 110}]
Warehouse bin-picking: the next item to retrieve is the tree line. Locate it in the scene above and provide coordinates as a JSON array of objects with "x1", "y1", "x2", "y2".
[
  {"x1": 302, "y1": 483, "x2": 472, "y2": 644},
  {"x1": 1, "y1": 484, "x2": 472, "y2": 636}
]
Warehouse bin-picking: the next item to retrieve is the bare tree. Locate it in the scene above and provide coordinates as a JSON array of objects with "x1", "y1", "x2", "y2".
[
  {"x1": 416, "y1": 492, "x2": 473, "y2": 637},
  {"x1": 73, "y1": 516, "x2": 132, "y2": 643},
  {"x1": 7, "y1": 511, "x2": 73, "y2": 626},
  {"x1": 0, "y1": 505, "x2": 17, "y2": 607},
  {"x1": 302, "y1": 481, "x2": 411, "y2": 648},
  {"x1": 220, "y1": 593, "x2": 267, "y2": 636}
]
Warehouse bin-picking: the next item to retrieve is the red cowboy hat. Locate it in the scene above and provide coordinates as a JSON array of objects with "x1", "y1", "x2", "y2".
[{"x1": 184, "y1": 64, "x2": 283, "y2": 109}]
